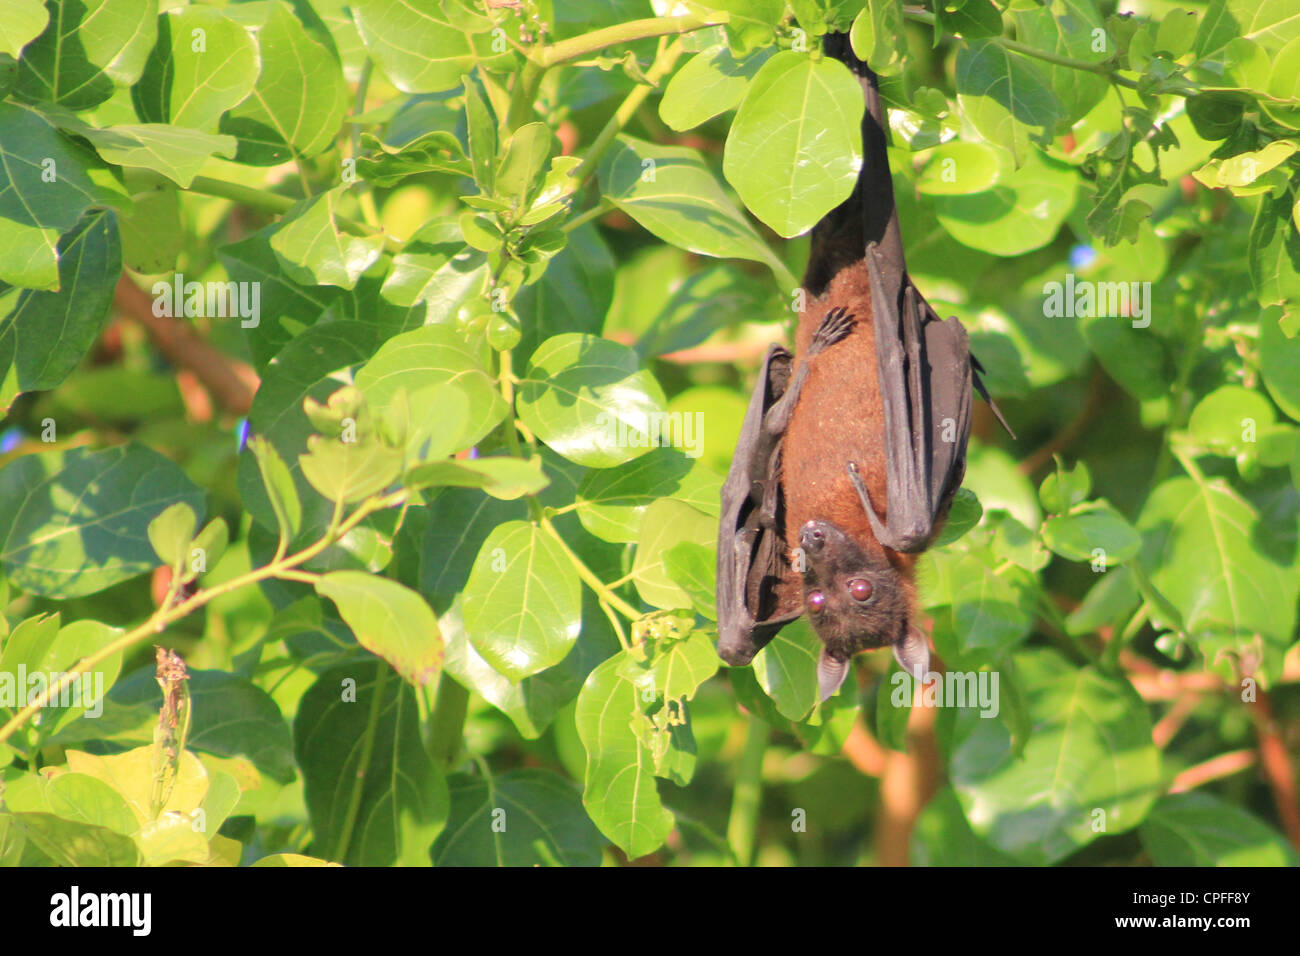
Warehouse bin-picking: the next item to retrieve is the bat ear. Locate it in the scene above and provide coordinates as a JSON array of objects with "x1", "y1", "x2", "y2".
[
  {"x1": 817, "y1": 649, "x2": 850, "y2": 701},
  {"x1": 893, "y1": 626, "x2": 930, "y2": 681}
]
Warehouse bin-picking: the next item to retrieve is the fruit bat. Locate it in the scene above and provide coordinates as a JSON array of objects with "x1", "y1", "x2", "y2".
[{"x1": 715, "y1": 33, "x2": 1011, "y2": 702}]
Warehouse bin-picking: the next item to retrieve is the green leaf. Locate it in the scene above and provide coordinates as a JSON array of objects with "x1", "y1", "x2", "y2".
[
  {"x1": 1139, "y1": 791, "x2": 1300, "y2": 866},
  {"x1": 1195, "y1": 140, "x2": 1298, "y2": 190},
  {"x1": 294, "y1": 662, "x2": 448, "y2": 865},
  {"x1": 631, "y1": 499, "x2": 714, "y2": 610},
  {"x1": 356, "y1": 323, "x2": 505, "y2": 451},
  {"x1": 40, "y1": 772, "x2": 139, "y2": 836},
  {"x1": 431, "y1": 768, "x2": 603, "y2": 866},
  {"x1": 132, "y1": 6, "x2": 258, "y2": 132},
  {"x1": 221, "y1": 0, "x2": 349, "y2": 164},
  {"x1": 598, "y1": 135, "x2": 782, "y2": 272},
  {"x1": 3, "y1": 812, "x2": 139, "y2": 866},
  {"x1": 955, "y1": 40, "x2": 1063, "y2": 167},
  {"x1": 1195, "y1": 0, "x2": 1300, "y2": 60},
  {"x1": 28, "y1": 620, "x2": 124, "y2": 740},
  {"x1": 270, "y1": 185, "x2": 385, "y2": 290},
  {"x1": 1263, "y1": 37, "x2": 1300, "y2": 128},
  {"x1": 1009, "y1": 0, "x2": 1109, "y2": 126},
  {"x1": 353, "y1": 0, "x2": 511, "y2": 94},
  {"x1": 723, "y1": 51, "x2": 866, "y2": 237},
  {"x1": 663, "y1": 542, "x2": 717, "y2": 620},
  {"x1": 298, "y1": 434, "x2": 403, "y2": 505},
  {"x1": 356, "y1": 130, "x2": 471, "y2": 187},
  {"x1": 1259, "y1": 307, "x2": 1300, "y2": 421},
  {"x1": 659, "y1": 45, "x2": 771, "y2": 131},
  {"x1": 575, "y1": 449, "x2": 720, "y2": 543},
  {"x1": 934, "y1": 487, "x2": 983, "y2": 546},
  {"x1": 920, "y1": 550, "x2": 1034, "y2": 665},
  {"x1": 147, "y1": 501, "x2": 197, "y2": 569},
  {"x1": 405, "y1": 456, "x2": 549, "y2": 500},
  {"x1": 933, "y1": 149, "x2": 1077, "y2": 255},
  {"x1": 1066, "y1": 565, "x2": 1139, "y2": 635},
  {"x1": 462, "y1": 71, "x2": 497, "y2": 193},
  {"x1": 0, "y1": 209, "x2": 120, "y2": 412},
  {"x1": 52, "y1": 668, "x2": 296, "y2": 783},
  {"x1": 462, "y1": 521, "x2": 581, "y2": 682},
  {"x1": 496, "y1": 121, "x2": 553, "y2": 210},
  {"x1": 1249, "y1": 192, "x2": 1300, "y2": 335},
  {"x1": 439, "y1": 587, "x2": 618, "y2": 740},
  {"x1": 916, "y1": 141, "x2": 1002, "y2": 196},
  {"x1": 1041, "y1": 501, "x2": 1142, "y2": 566},
  {"x1": 236, "y1": 322, "x2": 388, "y2": 540},
  {"x1": 575, "y1": 652, "x2": 675, "y2": 859},
  {"x1": 951, "y1": 652, "x2": 1161, "y2": 864},
  {"x1": 0, "y1": 444, "x2": 205, "y2": 598},
  {"x1": 1188, "y1": 384, "x2": 1276, "y2": 458},
  {"x1": 751, "y1": 618, "x2": 823, "y2": 722},
  {"x1": 911, "y1": 786, "x2": 1022, "y2": 865},
  {"x1": 935, "y1": 0, "x2": 1003, "y2": 41},
  {"x1": 1079, "y1": 312, "x2": 1170, "y2": 401},
  {"x1": 316, "y1": 572, "x2": 443, "y2": 687},
  {"x1": 0, "y1": 0, "x2": 48, "y2": 58},
  {"x1": 849, "y1": 0, "x2": 908, "y2": 76},
  {"x1": 1137, "y1": 476, "x2": 1298, "y2": 677},
  {"x1": 517, "y1": 333, "x2": 668, "y2": 469},
  {"x1": 0, "y1": 104, "x2": 122, "y2": 291},
  {"x1": 395, "y1": 488, "x2": 523, "y2": 615},
  {"x1": 71, "y1": 123, "x2": 237, "y2": 188},
  {"x1": 1039, "y1": 457, "x2": 1092, "y2": 513},
  {"x1": 15, "y1": 0, "x2": 156, "y2": 110},
  {"x1": 114, "y1": 174, "x2": 181, "y2": 273},
  {"x1": 247, "y1": 435, "x2": 303, "y2": 545}
]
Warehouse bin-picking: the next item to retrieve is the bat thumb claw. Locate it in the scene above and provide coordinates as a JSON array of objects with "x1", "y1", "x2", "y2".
[{"x1": 817, "y1": 650, "x2": 850, "y2": 702}]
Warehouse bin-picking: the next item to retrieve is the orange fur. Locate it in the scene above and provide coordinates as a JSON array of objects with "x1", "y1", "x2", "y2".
[{"x1": 782, "y1": 263, "x2": 917, "y2": 587}]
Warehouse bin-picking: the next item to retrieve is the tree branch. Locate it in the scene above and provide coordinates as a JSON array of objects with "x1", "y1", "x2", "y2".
[{"x1": 114, "y1": 275, "x2": 260, "y2": 416}]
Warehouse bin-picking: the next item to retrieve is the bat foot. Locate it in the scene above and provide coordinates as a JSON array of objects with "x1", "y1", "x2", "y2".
[
  {"x1": 893, "y1": 625, "x2": 930, "y2": 681},
  {"x1": 817, "y1": 649, "x2": 850, "y2": 701},
  {"x1": 810, "y1": 306, "x2": 855, "y2": 354}
]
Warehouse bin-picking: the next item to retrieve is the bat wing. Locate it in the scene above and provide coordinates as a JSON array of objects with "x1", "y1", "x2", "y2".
[
  {"x1": 848, "y1": 246, "x2": 973, "y2": 554},
  {"x1": 716, "y1": 343, "x2": 803, "y2": 666}
]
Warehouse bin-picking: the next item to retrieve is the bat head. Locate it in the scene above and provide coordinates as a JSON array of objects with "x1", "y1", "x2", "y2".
[{"x1": 797, "y1": 518, "x2": 909, "y2": 661}]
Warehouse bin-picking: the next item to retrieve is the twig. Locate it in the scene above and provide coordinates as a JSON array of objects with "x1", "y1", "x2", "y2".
[
  {"x1": 114, "y1": 275, "x2": 260, "y2": 416},
  {"x1": 1249, "y1": 689, "x2": 1300, "y2": 850},
  {"x1": 1152, "y1": 690, "x2": 1201, "y2": 748},
  {"x1": 1169, "y1": 749, "x2": 1257, "y2": 793},
  {"x1": 1018, "y1": 362, "x2": 1107, "y2": 475}
]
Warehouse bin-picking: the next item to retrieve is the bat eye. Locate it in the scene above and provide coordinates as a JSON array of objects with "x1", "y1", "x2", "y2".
[
  {"x1": 807, "y1": 591, "x2": 826, "y2": 611},
  {"x1": 848, "y1": 579, "x2": 873, "y2": 603}
]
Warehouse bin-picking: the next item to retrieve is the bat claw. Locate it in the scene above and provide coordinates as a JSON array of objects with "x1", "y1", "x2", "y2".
[
  {"x1": 817, "y1": 649, "x2": 850, "y2": 701},
  {"x1": 810, "y1": 306, "x2": 855, "y2": 353}
]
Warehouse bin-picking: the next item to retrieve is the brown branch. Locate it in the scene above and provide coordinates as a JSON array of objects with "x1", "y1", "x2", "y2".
[
  {"x1": 1169, "y1": 749, "x2": 1257, "y2": 793},
  {"x1": 1152, "y1": 691, "x2": 1204, "y2": 748},
  {"x1": 1018, "y1": 362, "x2": 1108, "y2": 476},
  {"x1": 113, "y1": 275, "x2": 259, "y2": 416},
  {"x1": 1248, "y1": 690, "x2": 1300, "y2": 850},
  {"x1": 841, "y1": 717, "x2": 888, "y2": 777},
  {"x1": 873, "y1": 695, "x2": 938, "y2": 866}
]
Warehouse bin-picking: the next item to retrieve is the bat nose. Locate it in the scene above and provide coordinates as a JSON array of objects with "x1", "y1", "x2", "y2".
[{"x1": 800, "y1": 520, "x2": 828, "y2": 553}]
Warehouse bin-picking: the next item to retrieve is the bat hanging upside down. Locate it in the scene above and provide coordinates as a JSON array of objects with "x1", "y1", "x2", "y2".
[{"x1": 715, "y1": 33, "x2": 1011, "y2": 702}]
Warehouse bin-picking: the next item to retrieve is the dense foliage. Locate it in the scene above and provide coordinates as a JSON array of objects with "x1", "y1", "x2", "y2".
[{"x1": 0, "y1": 0, "x2": 1298, "y2": 867}]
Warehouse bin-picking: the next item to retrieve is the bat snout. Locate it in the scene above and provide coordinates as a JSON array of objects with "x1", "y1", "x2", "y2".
[{"x1": 799, "y1": 519, "x2": 832, "y2": 554}]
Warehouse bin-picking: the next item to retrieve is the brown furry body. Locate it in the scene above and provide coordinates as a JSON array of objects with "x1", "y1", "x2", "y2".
[{"x1": 781, "y1": 264, "x2": 918, "y2": 595}]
